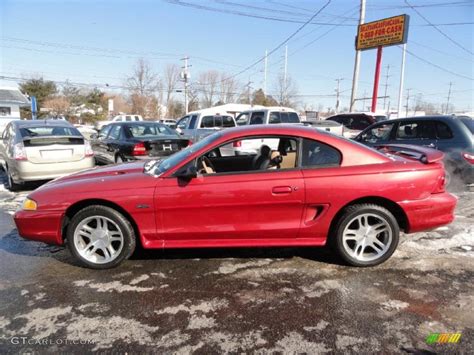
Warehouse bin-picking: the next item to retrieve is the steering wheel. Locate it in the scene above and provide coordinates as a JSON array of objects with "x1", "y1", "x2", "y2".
[{"x1": 199, "y1": 156, "x2": 216, "y2": 174}]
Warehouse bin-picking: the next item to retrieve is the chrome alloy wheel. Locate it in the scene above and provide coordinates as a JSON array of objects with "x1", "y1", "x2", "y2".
[
  {"x1": 73, "y1": 216, "x2": 124, "y2": 264},
  {"x1": 342, "y1": 213, "x2": 392, "y2": 262}
]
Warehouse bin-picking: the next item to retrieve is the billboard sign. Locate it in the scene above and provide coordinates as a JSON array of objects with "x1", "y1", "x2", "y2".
[{"x1": 356, "y1": 14, "x2": 409, "y2": 51}]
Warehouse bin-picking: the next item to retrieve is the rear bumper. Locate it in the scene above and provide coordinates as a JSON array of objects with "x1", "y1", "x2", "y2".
[
  {"x1": 14, "y1": 210, "x2": 64, "y2": 245},
  {"x1": 399, "y1": 192, "x2": 457, "y2": 233},
  {"x1": 13, "y1": 158, "x2": 95, "y2": 182}
]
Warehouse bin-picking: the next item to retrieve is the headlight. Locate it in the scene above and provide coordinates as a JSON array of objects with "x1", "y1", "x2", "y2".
[{"x1": 22, "y1": 198, "x2": 37, "y2": 211}]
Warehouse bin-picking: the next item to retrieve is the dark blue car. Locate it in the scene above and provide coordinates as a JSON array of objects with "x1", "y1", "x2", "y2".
[{"x1": 354, "y1": 115, "x2": 473, "y2": 187}]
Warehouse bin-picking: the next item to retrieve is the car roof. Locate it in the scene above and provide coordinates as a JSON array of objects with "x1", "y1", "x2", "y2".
[
  {"x1": 109, "y1": 121, "x2": 165, "y2": 126},
  {"x1": 13, "y1": 119, "x2": 74, "y2": 128},
  {"x1": 374, "y1": 115, "x2": 458, "y2": 124}
]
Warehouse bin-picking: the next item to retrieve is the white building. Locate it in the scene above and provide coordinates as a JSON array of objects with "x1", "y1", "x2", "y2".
[{"x1": 0, "y1": 87, "x2": 30, "y2": 117}]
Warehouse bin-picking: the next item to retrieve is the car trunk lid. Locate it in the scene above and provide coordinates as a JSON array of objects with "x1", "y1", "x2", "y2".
[
  {"x1": 136, "y1": 137, "x2": 189, "y2": 156},
  {"x1": 23, "y1": 136, "x2": 86, "y2": 163}
]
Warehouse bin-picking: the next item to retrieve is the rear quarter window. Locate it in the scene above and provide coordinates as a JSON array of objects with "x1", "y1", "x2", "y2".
[
  {"x1": 301, "y1": 139, "x2": 341, "y2": 167},
  {"x1": 436, "y1": 121, "x2": 453, "y2": 139}
]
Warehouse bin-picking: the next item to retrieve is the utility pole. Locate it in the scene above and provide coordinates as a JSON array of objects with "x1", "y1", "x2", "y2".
[
  {"x1": 335, "y1": 78, "x2": 344, "y2": 113},
  {"x1": 181, "y1": 56, "x2": 190, "y2": 114},
  {"x1": 284, "y1": 45, "x2": 288, "y2": 104},
  {"x1": 349, "y1": 0, "x2": 366, "y2": 112},
  {"x1": 246, "y1": 81, "x2": 253, "y2": 105},
  {"x1": 397, "y1": 43, "x2": 407, "y2": 118},
  {"x1": 263, "y1": 49, "x2": 268, "y2": 96},
  {"x1": 445, "y1": 82, "x2": 453, "y2": 114},
  {"x1": 405, "y1": 88, "x2": 411, "y2": 117},
  {"x1": 383, "y1": 64, "x2": 391, "y2": 111}
]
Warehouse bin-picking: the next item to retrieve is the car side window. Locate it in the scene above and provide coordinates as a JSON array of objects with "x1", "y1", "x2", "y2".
[
  {"x1": 351, "y1": 117, "x2": 372, "y2": 130},
  {"x1": 188, "y1": 115, "x2": 197, "y2": 129},
  {"x1": 359, "y1": 122, "x2": 395, "y2": 143},
  {"x1": 288, "y1": 112, "x2": 299, "y2": 123},
  {"x1": 396, "y1": 121, "x2": 436, "y2": 140},
  {"x1": 269, "y1": 112, "x2": 281, "y2": 124},
  {"x1": 196, "y1": 136, "x2": 298, "y2": 175},
  {"x1": 108, "y1": 125, "x2": 121, "y2": 140},
  {"x1": 301, "y1": 138, "x2": 341, "y2": 167},
  {"x1": 201, "y1": 116, "x2": 215, "y2": 128},
  {"x1": 249, "y1": 112, "x2": 265, "y2": 125},
  {"x1": 99, "y1": 125, "x2": 111, "y2": 138},
  {"x1": 222, "y1": 116, "x2": 235, "y2": 127},
  {"x1": 236, "y1": 113, "x2": 250, "y2": 126},
  {"x1": 280, "y1": 112, "x2": 290, "y2": 123},
  {"x1": 177, "y1": 116, "x2": 189, "y2": 129},
  {"x1": 436, "y1": 121, "x2": 453, "y2": 139}
]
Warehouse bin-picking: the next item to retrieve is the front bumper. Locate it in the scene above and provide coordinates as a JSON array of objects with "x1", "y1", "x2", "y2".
[
  {"x1": 14, "y1": 210, "x2": 64, "y2": 245},
  {"x1": 399, "y1": 192, "x2": 457, "y2": 233}
]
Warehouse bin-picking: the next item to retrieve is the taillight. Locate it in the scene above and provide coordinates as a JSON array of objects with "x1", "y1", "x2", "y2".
[
  {"x1": 433, "y1": 173, "x2": 446, "y2": 194},
  {"x1": 233, "y1": 140, "x2": 242, "y2": 147},
  {"x1": 462, "y1": 152, "x2": 474, "y2": 164},
  {"x1": 132, "y1": 142, "x2": 147, "y2": 156},
  {"x1": 84, "y1": 140, "x2": 94, "y2": 157},
  {"x1": 14, "y1": 142, "x2": 27, "y2": 161}
]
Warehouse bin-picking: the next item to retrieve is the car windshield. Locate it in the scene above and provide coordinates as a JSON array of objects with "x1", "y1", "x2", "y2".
[
  {"x1": 19, "y1": 125, "x2": 81, "y2": 138},
  {"x1": 125, "y1": 123, "x2": 176, "y2": 138},
  {"x1": 149, "y1": 132, "x2": 223, "y2": 175},
  {"x1": 459, "y1": 117, "x2": 474, "y2": 134}
]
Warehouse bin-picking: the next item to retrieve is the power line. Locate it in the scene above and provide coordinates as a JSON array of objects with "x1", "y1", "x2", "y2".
[
  {"x1": 216, "y1": 0, "x2": 333, "y2": 83},
  {"x1": 401, "y1": 46, "x2": 474, "y2": 81},
  {"x1": 405, "y1": 0, "x2": 473, "y2": 56},
  {"x1": 410, "y1": 40, "x2": 474, "y2": 63}
]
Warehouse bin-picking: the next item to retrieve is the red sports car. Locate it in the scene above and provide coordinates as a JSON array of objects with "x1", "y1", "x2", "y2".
[{"x1": 14, "y1": 125, "x2": 457, "y2": 269}]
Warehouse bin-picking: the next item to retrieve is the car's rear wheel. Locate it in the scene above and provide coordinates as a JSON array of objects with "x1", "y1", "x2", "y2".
[
  {"x1": 332, "y1": 204, "x2": 399, "y2": 267},
  {"x1": 5, "y1": 166, "x2": 20, "y2": 192},
  {"x1": 67, "y1": 205, "x2": 136, "y2": 269}
]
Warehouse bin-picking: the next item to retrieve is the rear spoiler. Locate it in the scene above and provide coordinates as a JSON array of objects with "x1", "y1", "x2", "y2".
[
  {"x1": 375, "y1": 144, "x2": 445, "y2": 164},
  {"x1": 22, "y1": 135, "x2": 84, "y2": 141}
]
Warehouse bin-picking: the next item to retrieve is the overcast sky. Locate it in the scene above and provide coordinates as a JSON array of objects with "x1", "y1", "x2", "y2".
[{"x1": 1, "y1": 0, "x2": 473, "y2": 112}]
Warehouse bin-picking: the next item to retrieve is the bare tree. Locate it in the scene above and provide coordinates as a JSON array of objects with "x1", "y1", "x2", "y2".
[
  {"x1": 273, "y1": 73, "x2": 298, "y2": 107},
  {"x1": 164, "y1": 64, "x2": 180, "y2": 106},
  {"x1": 219, "y1": 73, "x2": 239, "y2": 104},
  {"x1": 199, "y1": 70, "x2": 219, "y2": 108},
  {"x1": 126, "y1": 58, "x2": 160, "y2": 95},
  {"x1": 43, "y1": 96, "x2": 71, "y2": 116},
  {"x1": 125, "y1": 58, "x2": 163, "y2": 118}
]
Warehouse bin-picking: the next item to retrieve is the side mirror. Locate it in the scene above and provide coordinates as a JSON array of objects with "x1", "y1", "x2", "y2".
[{"x1": 175, "y1": 164, "x2": 197, "y2": 180}]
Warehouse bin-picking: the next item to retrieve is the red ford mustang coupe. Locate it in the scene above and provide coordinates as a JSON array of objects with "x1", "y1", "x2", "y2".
[{"x1": 14, "y1": 125, "x2": 456, "y2": 269}]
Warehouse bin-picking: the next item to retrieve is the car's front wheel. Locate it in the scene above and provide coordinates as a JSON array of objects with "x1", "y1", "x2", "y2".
[
  {"x1": 332, "y1": 204, "x2": 399, "y2": 267},
  {"x1": 66, "y1": 205, "x2": 136, "y2": 269}
]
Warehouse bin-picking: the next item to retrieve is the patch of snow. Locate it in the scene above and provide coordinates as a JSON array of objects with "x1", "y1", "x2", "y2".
[
  {"x1": 214, "y1": 259, "x2": 273, "y2": 275},
  {"x1": 129, "y1": 274, "x2": 150, "y2": 285},
  {"x1": 382, "y1": 300, "x2": 409, "y2": 311},
  {"x1": 187, "y1": 314, "x2": 216, "y2": 329},
  {"x1": 301, "y1": 279, "x2": 345, "y2": 298},
  {"x1": 75, "y1": 280, "x2": 153, "y2": 293},
  {"x1": 155, "y1": 298, "x2": 228, "y2": 316}
]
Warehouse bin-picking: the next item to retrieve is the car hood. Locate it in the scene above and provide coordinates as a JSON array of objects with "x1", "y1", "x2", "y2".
[{"x1": 36, "y1": 161, "x2": 152, "y2": 194}]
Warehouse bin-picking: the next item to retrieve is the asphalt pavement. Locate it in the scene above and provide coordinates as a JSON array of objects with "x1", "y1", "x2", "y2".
[{"x1": 0, "y1": 171, "x2": 472, "y2": 354}]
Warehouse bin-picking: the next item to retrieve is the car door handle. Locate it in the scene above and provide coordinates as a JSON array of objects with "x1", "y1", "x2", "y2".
[{"x1": 272, "y1": 186, "x2": 292, "y2": 194}]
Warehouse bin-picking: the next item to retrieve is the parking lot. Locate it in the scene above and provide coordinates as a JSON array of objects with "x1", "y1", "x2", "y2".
[{"x1": 0, "y1": 170, "x2": 472, "y2": 353}]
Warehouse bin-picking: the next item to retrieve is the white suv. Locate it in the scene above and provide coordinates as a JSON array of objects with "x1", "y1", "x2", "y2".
[{"x1": 221, "y1": 107, "x2": 300, "y2": 156}]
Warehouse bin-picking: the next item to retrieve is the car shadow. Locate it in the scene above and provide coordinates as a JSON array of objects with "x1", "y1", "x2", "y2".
[{"x1": 131, "y1": 244, "x2": 346, "y2": 266}]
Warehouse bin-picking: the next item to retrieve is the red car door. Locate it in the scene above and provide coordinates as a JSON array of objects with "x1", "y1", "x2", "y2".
[{"x1": 154, "y1": 170, "x2": 305, "y2": 245}]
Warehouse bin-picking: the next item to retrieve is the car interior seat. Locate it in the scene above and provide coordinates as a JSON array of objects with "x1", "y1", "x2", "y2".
[
  {"x1": 143, "y1": 126, "x2": 153, "y2": 135},
  {"x1": 252, "y1": 145, "x2": 271, "y2": 170},
  {"x1": 51, "y1": 127, "x2": 67, "y2": 136}
]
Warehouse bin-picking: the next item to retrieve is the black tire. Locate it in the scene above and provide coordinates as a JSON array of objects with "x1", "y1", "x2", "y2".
[
  {"x1": 5, "y1": 166, "x2": 21, "y2": 192},
  {"x1": 115, "y1": 154, "x2": 125, "y2": 164},
  {"x1": 66, "y1": 205, "x2": 136, "y2": 269},
  {"x1": 332, "y1": 204, "x2": 399, "y2": 267}
]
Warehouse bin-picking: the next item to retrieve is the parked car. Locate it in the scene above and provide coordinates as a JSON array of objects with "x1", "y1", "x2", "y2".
[
  {"x1": 90, "y1": 121, "x2": 190, "y2": 164},
  {"x1": 158, "y1": 119, "x2": 177, "y2": 129},
  {"x1": 354, "y1": 115, "x2": 473, "y2": 186},
  {"x1": 95, "y1": 114, "x2": 143, "y2": 131},
  {"x1": 0, "y1": 120, "x2": 95, "y2": 191},
  {"x1": 326, "y1": 113, "x2": 387, "y2": 138},
  {"x1": 14, "y1": 124, "x2": 456, "y2": 269},
  {"x1": 176, "y1": 109, "x2": 236, "y2": 142},
  {"x1": 235, "y1": 107, "x2": 300, "y2": 126}
]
